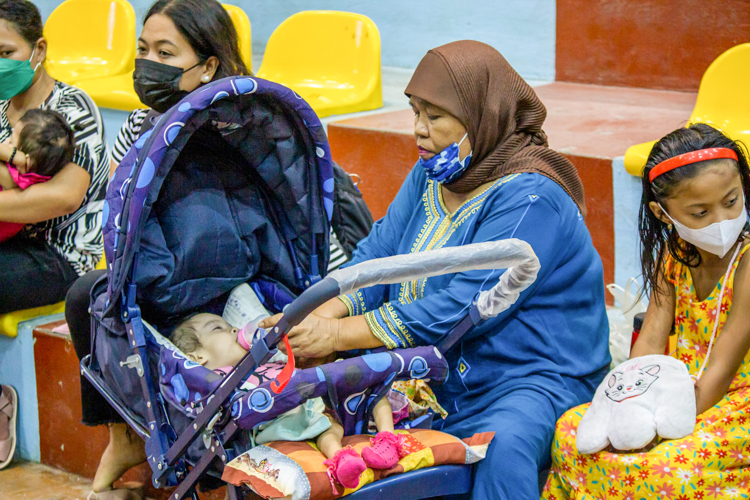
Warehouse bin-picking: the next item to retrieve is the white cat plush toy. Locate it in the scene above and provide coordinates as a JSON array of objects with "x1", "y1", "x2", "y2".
[{"x1": 576, "y1": 355, "x2": 696, "y2": 454}]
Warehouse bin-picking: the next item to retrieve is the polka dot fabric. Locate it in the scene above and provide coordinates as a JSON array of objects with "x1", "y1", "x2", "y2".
[
  {"x1": 102, "y1": 76, "x2": 335, "y2": 309},
  {"x1": 160, "y1": 343, "x2": 448, "y2": 438}
]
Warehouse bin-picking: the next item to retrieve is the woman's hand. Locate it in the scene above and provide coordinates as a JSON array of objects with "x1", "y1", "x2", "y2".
[
  {"x1": 259, "y1": 313, "x2": 340, "y2": 359},
  {"x1": 259, "y1": 310, "x2": 384, "y2": 358}
]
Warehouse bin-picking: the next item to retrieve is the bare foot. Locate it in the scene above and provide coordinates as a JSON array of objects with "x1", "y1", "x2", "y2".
[{"x1": 92, "y1": 424, "x2": 147, "y2": 492}]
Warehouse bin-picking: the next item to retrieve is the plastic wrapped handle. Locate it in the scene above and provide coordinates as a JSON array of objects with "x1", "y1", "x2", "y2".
[{"x1": 279, "y1": 239, "x2": 540, "y2": 330}]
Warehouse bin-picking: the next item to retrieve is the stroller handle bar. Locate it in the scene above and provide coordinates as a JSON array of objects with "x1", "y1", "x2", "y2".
[{"x1": 276, "y1": 239, "x2": 540, "y2": 336}]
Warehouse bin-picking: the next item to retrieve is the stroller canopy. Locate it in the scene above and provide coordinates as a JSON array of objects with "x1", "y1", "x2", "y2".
[{"x1": 103, "y1": 77, "x2": 334, "y2": 320}]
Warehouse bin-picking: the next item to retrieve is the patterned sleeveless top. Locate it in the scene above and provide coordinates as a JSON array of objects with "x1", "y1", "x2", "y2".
[{"x1": 667, "y1": 240, "x2": 750, "y2": 391}]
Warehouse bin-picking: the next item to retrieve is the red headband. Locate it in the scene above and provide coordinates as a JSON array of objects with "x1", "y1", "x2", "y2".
[{"x1": 649, "y1": 148, "x2": 738, "y2": 182}]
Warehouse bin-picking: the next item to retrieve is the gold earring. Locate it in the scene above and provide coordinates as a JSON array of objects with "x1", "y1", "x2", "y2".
[{"x1": 667, "y1": 224, "x2": 673, "y2": 231}]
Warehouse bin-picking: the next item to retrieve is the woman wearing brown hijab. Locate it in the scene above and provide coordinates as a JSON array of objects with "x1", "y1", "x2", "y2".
[{"x1": 261, "y1": 41, "x2": 610, "y2": 499}]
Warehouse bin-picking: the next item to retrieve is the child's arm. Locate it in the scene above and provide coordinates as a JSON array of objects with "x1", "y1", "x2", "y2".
[
  {"x1": 694, "y1": 249, "x2": 750, "y2": 414},
  {"x1": 0, "y1": 164, "x2": 18, "y2": 191},
  {"x1": 630, "y1": 269, "x2": 675, "y2": 358}
]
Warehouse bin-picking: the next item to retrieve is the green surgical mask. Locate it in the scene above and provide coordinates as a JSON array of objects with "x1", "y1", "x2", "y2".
[{"x1": 0, "y1": 49, "x2": 40, "y2": 101}]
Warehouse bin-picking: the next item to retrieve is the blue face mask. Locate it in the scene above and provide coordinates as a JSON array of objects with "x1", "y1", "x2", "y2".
[{"x1": 417, "y1": 133, "x2": 472, "y2": 184}]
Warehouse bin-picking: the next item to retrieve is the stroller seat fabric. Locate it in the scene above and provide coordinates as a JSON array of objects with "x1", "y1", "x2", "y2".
[{"x1": 160, "y1": 337, "x2": 448, "y2": 437}]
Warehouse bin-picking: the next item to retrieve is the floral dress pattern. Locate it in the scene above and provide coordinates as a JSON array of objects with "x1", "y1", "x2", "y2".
[{"x1": 544, "y1": 242, "x2": 750, "y2": 500}]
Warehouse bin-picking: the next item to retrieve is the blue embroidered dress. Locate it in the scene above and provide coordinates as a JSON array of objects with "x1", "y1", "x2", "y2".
[{"x1": 341, "y1": 166, "x2": 611, "y2": 499}]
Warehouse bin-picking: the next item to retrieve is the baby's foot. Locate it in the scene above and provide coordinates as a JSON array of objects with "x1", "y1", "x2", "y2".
[
  {"x1": 324, "y1": 447, "x2": 366, "y2": 493},
  {"x1": 361, "y1": 431, "x2": 406, "y2": 470}
]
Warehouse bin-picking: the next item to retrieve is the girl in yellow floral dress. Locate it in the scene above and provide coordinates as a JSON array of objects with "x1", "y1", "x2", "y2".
[{"x1": 544, "y1": 123, "x2": 750, "y2": 500}]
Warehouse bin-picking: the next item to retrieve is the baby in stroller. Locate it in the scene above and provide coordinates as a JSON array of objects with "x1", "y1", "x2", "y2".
[{"x1": 171, "y1": 309, "x2": 409, "y2": 493}]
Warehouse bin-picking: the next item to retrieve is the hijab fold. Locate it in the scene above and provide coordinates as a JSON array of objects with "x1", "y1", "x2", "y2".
[{"x1": 405, "y1": 40, "x2": 587, "y2": 217}]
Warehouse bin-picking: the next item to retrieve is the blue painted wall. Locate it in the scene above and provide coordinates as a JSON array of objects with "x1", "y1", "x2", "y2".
[
  {"x1": 0, "y1": 314, "x2": 65, "y2": 462},
  {"x1": 32, "y1": 0, "x2": 556, "y2": 81},
  {"x1": 612, "y1": 157, "x2": 645, "y2": 293}
]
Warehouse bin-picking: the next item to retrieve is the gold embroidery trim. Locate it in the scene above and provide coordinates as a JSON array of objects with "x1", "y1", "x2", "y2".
[
  {"x1": 364, "y1": 311, "x2": 398, "y2": 349},
  {"x1": 338, "y1": 291, "x2": 366, "y2": 316},
  {"x1": 382, "y1": 302, "x2": 415, "y2": 347},
  {"x1": 402, "y1": 175, "x2": 521, "y2": 301},
  {"x1": 338, "y1": 295, "x2": 356, "y2": 316}
]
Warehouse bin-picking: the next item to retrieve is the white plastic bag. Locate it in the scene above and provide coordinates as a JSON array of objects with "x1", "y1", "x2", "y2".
[{"x1": 606, "y1": 278, "x2": 647, "y2": 367}]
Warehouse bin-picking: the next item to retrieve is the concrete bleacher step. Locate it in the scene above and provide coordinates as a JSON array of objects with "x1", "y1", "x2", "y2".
[{"x1": 327, "y1": 81, "x2": 697, "y2": 298}]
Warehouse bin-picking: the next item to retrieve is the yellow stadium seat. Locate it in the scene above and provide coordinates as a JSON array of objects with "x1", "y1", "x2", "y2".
[
  {"x1": 74, "y1": 72, "x2": 143, "y2": 112},
  {"x1": 257, "y1": 11, "x2": 382, "y2": 118},
  {"x1": 623, "y1": 140, "x2": 658, "y2": 177},
  {"x1": 75, "y1": 3, "x2": 253, "y2": 112},
  {"x1": 0, "y1": 256, "x2": 107, "y2": 338},
  {"x1": 624, "y1": 43, "x2": 750, "y2": 176},
  {"x1": 44, "y1": 0, "x2": 136, "y2": 85},
  {"x1": 0, "y1": 302, "x2": 66, "y2": 338},
  {"x1": 689, "y1": 44, "x2": 750, "y2": 145},
  {"x1": 222, "y1": 3, "x2": 253, "y2": 74}
]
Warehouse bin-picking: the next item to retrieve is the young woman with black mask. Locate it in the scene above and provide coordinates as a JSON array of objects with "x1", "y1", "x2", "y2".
[
  {"x1": 110, "y1": 0, "x2": 248, "y2": 174},
  {"x1": 65, "y1": 1, "x2": 247, "y2": 498}
]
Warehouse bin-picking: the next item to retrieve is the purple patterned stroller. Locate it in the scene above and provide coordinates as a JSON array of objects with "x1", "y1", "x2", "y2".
[{"x1": 80, "y1": 76, "x2": 540, "y2": 499}]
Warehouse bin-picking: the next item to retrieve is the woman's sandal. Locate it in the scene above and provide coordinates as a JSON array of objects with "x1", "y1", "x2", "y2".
[
  {"x1": 323, "y1": 447, "x2": 366, "y2": 494},
  {"x1": 361, "y1": 431, "x2": 408, "y2": 470},
  {"x1": 0, "y1": 385, "x2": 18, "y2": 470},
  {"x1": 86, "y1": 482, "x2": 144, "y2": 500}
]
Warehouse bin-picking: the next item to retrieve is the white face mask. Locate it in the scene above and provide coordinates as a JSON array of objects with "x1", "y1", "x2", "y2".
[
  {"x1": 659, "y1": 201, "x2": 748, "y2": 258},
  {"x1": 30, "y1": 48, "x2": 40, "y2": 73}
]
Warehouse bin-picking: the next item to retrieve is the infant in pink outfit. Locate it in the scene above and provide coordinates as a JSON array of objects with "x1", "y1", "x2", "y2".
[{"x1": 0, "y1": 109, "x2": 75, "y2": 241}]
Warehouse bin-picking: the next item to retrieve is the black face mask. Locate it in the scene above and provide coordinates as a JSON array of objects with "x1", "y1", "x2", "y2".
[{"x1": 133, "y1": 59, "x2": 201, "y2": 113}]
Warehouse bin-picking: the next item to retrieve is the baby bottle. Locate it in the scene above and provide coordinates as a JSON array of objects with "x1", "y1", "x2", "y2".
[{"x1": 237, "y1": 322, "x2": 257, "y2": 351}]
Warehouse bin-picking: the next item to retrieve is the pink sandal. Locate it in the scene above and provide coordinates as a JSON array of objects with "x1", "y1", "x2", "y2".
[
  {"x1": 361, "y1": 431, "x2": 407, "y2": 470},
  {"x1": 323, "y1": 447, "x2": 366, "y2": 494},
  {"x1": 0, "y1": 385, "x2": 18, "y2": 470}
]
